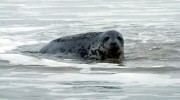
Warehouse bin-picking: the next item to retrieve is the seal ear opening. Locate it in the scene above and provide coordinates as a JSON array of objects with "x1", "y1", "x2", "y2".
[{"x1": 103, "y1": 37, "x2": 110, "y2": 42}]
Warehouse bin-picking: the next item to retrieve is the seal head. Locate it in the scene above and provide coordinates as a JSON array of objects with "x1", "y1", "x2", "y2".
[{"x1": 90, "y1": 30, "x2": 124, "y2": 60}]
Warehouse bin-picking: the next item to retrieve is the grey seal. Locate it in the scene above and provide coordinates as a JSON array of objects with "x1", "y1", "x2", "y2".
[{"x1": 40, "y1": 30, "x2": 124, "y2": 60}]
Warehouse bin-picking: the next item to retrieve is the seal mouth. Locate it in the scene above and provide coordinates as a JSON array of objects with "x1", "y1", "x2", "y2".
[{"x1": 107, "y1": 47, "x2": 121, "y2": 58}]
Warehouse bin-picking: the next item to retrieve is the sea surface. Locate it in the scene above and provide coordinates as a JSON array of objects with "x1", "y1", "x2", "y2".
[{"x1": 0, "y1": 0, "x2": 180, "y2": 100}]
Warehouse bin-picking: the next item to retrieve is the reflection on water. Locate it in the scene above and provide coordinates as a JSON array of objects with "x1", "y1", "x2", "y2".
[{"x1": 0, "y1": 0, "x2": 180, "y2": 100}]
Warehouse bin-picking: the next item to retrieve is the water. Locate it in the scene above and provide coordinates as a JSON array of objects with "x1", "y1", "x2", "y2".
[{"x1": 0, "y1": 0, "x2": 180, "y2": 100}]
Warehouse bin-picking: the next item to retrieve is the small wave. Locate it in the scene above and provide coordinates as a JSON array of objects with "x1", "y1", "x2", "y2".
[
  {"x1": 91, "y1": 66, "x2": 180, "y2": 74},
  {"x1": 0, "y1": 26, "x2": 45, "y2": 33}
]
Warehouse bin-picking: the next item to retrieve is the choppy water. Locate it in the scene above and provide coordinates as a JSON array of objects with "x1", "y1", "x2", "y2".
[{"x1": 0, "y1": 0, "x2": 180, "y2": 100}]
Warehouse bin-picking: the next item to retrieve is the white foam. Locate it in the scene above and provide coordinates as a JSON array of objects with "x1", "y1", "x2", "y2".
[
  {"x1": 0, "y1": 37, "x2": 40, "y2": 53},
  {"x1": 0, "y1": 54, "x2": 73, "y2": 67},
  {"x1": 0, "y1": 53, "x2": 120, "y2": 69},
  {"x1": 0, "y1": 39, "x2": 23, "y2": 53}
]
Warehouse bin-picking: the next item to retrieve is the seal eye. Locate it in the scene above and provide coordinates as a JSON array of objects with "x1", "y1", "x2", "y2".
[
  {"x1": 103, "y1": 37, "x2": 110, "y2": 42},
  {"x1": 117, "y1": 36, "x2": 122, "y2": 42}
]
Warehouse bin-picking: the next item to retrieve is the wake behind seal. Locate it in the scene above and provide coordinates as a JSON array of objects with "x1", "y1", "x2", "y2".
[{"x1": 40, "y1": 30, "x2": 124, "y2": 60}]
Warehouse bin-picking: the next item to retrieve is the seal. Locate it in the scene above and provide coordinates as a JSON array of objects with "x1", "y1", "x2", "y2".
[{"x1": 40, "y1": 30, "x2": 124, "y2": 60}]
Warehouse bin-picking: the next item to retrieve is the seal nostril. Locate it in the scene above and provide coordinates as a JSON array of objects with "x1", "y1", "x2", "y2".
[{"x1": 110, "y1": 43, "x2": 117, "y2": 46}]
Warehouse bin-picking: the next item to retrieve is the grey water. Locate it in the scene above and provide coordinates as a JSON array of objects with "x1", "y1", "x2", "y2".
[{"x1": 0, "y1": 0, "x2": 180, "y2": 100}]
